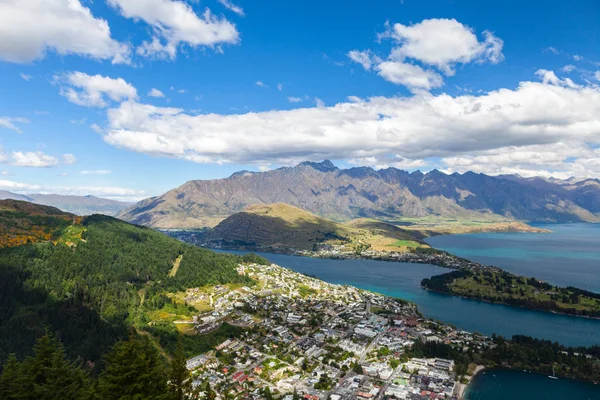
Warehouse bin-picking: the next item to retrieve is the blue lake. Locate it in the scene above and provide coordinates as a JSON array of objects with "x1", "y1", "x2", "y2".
[
  {"x1": 426, "y1": 223, "x2": 600, "y2": 293},
  {"x1": 219, "y1": 250, "x2": 600, "y2": 347},
  {"x1": 465, "y1": 369, "x2": 600, "y2": 400}
]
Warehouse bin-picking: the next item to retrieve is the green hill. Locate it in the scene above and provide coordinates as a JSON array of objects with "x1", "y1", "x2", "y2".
[
  {"x1": 0, "y1": 200, "x2": 264, "y2": 368},
  {"x1": 203, "y1": 203, "x2": 427, "y2": 251}
]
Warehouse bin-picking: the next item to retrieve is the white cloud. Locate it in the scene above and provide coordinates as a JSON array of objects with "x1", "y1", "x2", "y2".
[
  {"x1": 90, "y1": 123, "x2": 103, "y2": 134},
  {"x1": 561, "y1": 65, "x2": 576, "y2": 73},
  {"x1": 348, "y1": 50, "x2": 379, "y2": 70},
  {"x1": 277, "y1": 83, "x2": 283, "y2": 91},
  {"x1": 287, "y1": 97, "x2": 304, "y2": 103},
  {"x1": 20, "y1": 73, "x2": 32, "y2": 81},
  {"x1": 80, "y1": 170, "x2": 112, "y2": 175},
  {"x1": 217, "y1": 0, "x2": 244, "y2": 16},
  {"x1": 108, "y1": 0, "x2": 239, "y2": 59},
  {"x1": 350, "y1": 18, "x2": 503, "y2": 90},
  {"x1": 148, "y1": 88, "x2": 165, "y2": 98},
  {"x1": 376, "y1": 61, "x2": 443, "y2": 92},
  {"x1": 573, "y1": 55, "x2": 583, "y2": 61},
  {"x1": 535, "y1": 69, "x2": 579, "y2": 88},
  {"x1": 314, "y1": 97, "x2": 325, "y2": 108},
  {"x1": 383, "y1": 19, "x2": 504, "y2": 74},
  {"x1": 62, "y1": 154, "x2": 77, "y2": 165},
  {"x1": 0, "y1": 179, "x2": 145, "y2": 201},
  {"x1": 11, "y1": 151, "x2": 59, "y2": 168},
  {"x1": 0, "y1": 117, "x2": 29, "y2": 134},
  {"x1": 256, "y1": 81, "x2": 266, "y2": 87},
  {"x1": 57, "y1": 71, "x2": 137, "y2": 108},
  {"x1": 0, "y1": 0, "x2": 130, "y2": 64},
  {"x1": 595, "y1": 71, "x2": 600, "y2": 81},
  {"x1": 98, "y1": 72, "x2": 600, "y2": 179},
  {"x1": 1, "y1": 171, "x2": 11, "y2": 176}
]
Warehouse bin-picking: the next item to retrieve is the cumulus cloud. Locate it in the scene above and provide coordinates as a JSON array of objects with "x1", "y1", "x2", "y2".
[
  {"x1": 349, "y1": 18, "x2": 504, "y2": 90},
  {"x1": 376, "y1": 61, "x2": 443, "y2": 92},
  {"x1": 256, "y1": 81, "x2": 266, "y2": 87},
  {"x1": 20, "y1": 73, "x2": 32, "y2": 81},
  {"x1": 11, "y1": 151, "x2": 59, "y2": 168},
  {"x1": 97, "y1": 71, "x2": 600, "y2": 179},
  {"x1": 62, "y1": 154, "x2": 77, "y2": 165},
  {"x1": 108, "y1": 0, "x2": 239, "y2": 59},
  {"x1": 57, "y1": 71, "x2": 137, "y2": 108},
  {"x1": 148, "y1": 88, "x2": 165, "y2": 98},
  {"x1": 0, "y1": 117, "x2": 29, "y2": 134},
  {"x1": 217, "y1": 0, "x2": 244, "y2": 16},
  {"x1": 287, "y1": 97, "x2": 304, "y2": 103},
  {"x1": 0, "y1": 0, "x2": 130, "y2": 64}
]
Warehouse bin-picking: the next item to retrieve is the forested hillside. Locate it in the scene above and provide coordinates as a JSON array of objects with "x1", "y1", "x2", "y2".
[{"x1": 0, "y1": 201, "x2": 264, "y2": 370}]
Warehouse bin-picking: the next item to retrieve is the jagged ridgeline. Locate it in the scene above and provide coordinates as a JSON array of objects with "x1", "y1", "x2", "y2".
[{"x1": 0, "y1": 200, "x2": 265, "y2": 367}]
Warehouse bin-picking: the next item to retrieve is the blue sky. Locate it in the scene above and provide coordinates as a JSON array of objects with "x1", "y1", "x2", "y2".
[{"x1": 0, "y1": 0, "x2": 599, "y2": 200}]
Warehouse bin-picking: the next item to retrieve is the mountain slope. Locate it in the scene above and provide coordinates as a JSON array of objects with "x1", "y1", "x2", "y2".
[
  {"x1": 0, "y1": 191, "x2": 131, "y2": 216},
  {"x1": 119, "y1": 160, "x2": 600, "y2": 228},
  {"x1": 0, "y1": 200, "x2": 261, "y2": 366},
  {"x1": 0, "y1": 200, "x2": 78, "y2": 247},
  {"x1": 200, "y1": 203, "x2": 425, "y2": 251}
]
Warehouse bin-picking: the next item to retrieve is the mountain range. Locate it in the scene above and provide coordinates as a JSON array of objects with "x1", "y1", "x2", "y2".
[
  {"x1": 119, "y1": 160, "x2": 600, "y2": 228},
  {"x1": 0, "y1": 191, "x2": 131, "y2": 216}
]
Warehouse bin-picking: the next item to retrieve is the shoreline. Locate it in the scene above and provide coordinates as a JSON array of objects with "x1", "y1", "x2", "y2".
[{"x1": 457, "y1": 365, "x2": 486, "y2": 399}]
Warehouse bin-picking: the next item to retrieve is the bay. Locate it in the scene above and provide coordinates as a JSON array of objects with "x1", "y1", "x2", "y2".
[
  {"x1": 425, "y1": 223, "x2": 600, "y2": 293},
  {"x1": 218, "y1": 250, "x2": 600, "y2": 347},
  {"x1": 465, "y1": 369, "x2": 600, "y2": 400}
]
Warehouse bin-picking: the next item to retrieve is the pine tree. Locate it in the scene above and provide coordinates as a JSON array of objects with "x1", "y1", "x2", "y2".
[
  {"x1": 292, "y1": 387, "x2": 300, "y2": 400},
  {"x1": 0, "y1": 354, "x2": 25, "y2": 399},
  {"x1": 167, "y1": 338, "x2": 191, "y2": 400},
  {"x1": 97, "y1": 332, "x2": 168, "y2": 399},
  {"x1": 0, "y1": 333, "x2": 91, "y2": 400}
]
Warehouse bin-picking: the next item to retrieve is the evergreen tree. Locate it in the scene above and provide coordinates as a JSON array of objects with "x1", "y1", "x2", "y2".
[
  {"x1": 167, "y1": 338, "x2": 191, "y2": 400},
  {"x1": 292, "y1": 387, "x2": 300, "y2": 400},
  {"x1": 0, "y1": 354, "x2": 25, "y2": 400},
  {"x1": 97, "y1": 333, "x2": 168, "y2": 400},
  {"x1": 0, "y1": 333, "x2": 91, "y2": 400}
]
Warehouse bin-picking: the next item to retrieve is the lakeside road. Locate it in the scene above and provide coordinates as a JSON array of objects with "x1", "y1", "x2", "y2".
[{"x1": 456, "y1": 365, "x2": 486, "y2": 399}]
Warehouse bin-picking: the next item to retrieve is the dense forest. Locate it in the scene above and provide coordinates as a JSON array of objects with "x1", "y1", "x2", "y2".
[
  {"x1": 0, "y1": 331, "x2": 212, "y2": 400},
  {"x1": 422, "y1": 269, "x2": 600, "y2": 318},
  {"x1": 0, "y1": 204, "x2": 267, "y2": 371}
]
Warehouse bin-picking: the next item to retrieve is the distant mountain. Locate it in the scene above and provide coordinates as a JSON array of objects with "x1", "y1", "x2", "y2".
[
  {"x1": 0, "y1": 190, "x2": 131, "y2": 216},
  {"x1": 119, "y1": 160, "x2": 600, "y2": 228},
  {"x1": 199, "y1": 203, "x2": 425, "y2": 251}
]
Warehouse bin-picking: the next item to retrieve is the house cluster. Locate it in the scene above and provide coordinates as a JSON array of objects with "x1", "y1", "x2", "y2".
[{"x1": 180, "y1": 263, "x2": 496, "y2": 400}]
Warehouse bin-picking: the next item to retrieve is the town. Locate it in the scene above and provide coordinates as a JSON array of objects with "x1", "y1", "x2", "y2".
[{"x1": 179, "y1": 262, "x2": 497, "y2": 399}]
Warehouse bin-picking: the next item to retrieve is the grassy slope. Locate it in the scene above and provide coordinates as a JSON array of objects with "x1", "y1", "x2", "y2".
[{"x1": 206, "y1": 203, "x2": 427, "y2": 252}]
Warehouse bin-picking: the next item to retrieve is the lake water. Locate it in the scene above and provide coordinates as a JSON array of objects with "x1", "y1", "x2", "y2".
[
  {"x1": 425, "y1": 223, "x2": 600, "y2": 293},
  {"x1": 465, "y1": 369, "x2": 600, "y2": 400},
  {"x1": 219, "y1": 250, "x2": 600, "y2": 347}
]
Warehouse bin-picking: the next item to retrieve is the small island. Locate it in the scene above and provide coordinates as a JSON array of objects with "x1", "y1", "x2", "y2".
[{"x1": 422, "y1": 269, "x2": 600, "y2": 318}]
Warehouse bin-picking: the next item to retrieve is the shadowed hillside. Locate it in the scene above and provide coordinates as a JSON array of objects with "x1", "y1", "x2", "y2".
[{"x1": 201, "y1": 203, "x2": 426, "y2": 251}]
